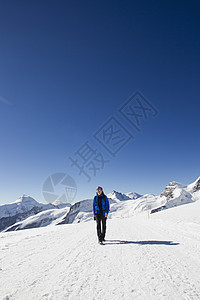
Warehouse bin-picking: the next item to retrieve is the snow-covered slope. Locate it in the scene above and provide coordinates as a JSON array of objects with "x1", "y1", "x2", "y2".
[
  {"x1": 186, "y1": 176, "x2": 200, "y2": 193},
  {"x1": 1, "y1": 197, "x2": 200, "y2": 299},
  {"x1": 57, "y1": 199, "x2": 97, "y2": 225},
  {"x1": 0, "y1": 195, "x2": 70, "y2": 232},
  {"x1": 52, "y1": 199, "x2": 71, "y2": 209},
  {"x1": 4, "y1": 207, "x2": 71, "y2": 232}
]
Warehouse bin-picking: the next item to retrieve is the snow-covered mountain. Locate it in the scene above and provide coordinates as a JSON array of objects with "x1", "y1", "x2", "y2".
[
  {"x1": 58, "y1": 177, "x2": 200, "y2": 224},
  {"x1": 4, "y1": 206, "x2": 71, "y2": 232},
  {"x1": 0, "y1": 195, "x2": 47, "y2": 219},
  {"x1": 152, "y1": 177, "x2": 200, "y2": 212},
  {"x1": 107, "y1": 190, "x2": 142, "y2": 201},
  {"x1": 0, "y1": 195, "x2": 71, "y2": 232},
  {"x1": 1, "y1": 177, "x2": 200, "y2": 232}
]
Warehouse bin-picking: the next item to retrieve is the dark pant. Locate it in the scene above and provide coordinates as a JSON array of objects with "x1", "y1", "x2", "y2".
[{"x1": 96, "y1": 214, "x2": 107, "y2": 241}]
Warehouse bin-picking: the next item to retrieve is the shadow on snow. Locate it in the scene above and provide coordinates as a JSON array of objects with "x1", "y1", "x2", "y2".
[{"x1": 104, "y1": 240, "x2": 179, "y2": 246}]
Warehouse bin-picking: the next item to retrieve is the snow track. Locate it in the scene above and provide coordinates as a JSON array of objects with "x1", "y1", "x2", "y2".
[{"x1": 1, "y1": 210, "x2": 200, "y2": 300}]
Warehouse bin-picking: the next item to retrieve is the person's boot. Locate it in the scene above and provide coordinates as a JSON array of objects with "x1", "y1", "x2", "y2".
[{"x1": 98, "y1": 235, "x2": 103, "y2": 244}]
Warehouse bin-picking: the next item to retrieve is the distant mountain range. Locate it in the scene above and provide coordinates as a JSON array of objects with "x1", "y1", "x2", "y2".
[
  {"x1": 0, "y1": 196, "x2": 71, "y2": 232},
  {"x1": 1, "y1": 177, "x2": 200, "y2": 232}
]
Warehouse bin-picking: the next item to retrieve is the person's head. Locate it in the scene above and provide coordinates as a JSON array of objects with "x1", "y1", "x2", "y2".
[{"x1": 96, "y1": 186, "x2": 103, "y2": 196}]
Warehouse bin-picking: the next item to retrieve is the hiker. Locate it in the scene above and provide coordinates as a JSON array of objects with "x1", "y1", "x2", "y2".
[{"x1": 93, "y1": 186, "x2": 110, "y2": 244}]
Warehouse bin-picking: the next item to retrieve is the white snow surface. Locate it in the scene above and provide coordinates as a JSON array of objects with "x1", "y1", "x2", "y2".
[{"x1": 1, "y1": 197, "x2": 200, "y2": 299}]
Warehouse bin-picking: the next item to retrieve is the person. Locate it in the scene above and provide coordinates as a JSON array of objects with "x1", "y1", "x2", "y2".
[{"x1": 93, "y1": 186, "x2": 110, "y2": 244}]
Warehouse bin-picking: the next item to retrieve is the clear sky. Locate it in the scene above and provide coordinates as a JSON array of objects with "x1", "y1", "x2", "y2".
[{"x1": 0, "y1": 0, "x2": 199, "y2": 205}]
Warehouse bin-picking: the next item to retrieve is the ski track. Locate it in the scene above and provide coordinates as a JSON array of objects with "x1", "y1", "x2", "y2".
[{"x1": 1, "y1": 216, "x2": 200, "y2": 300}]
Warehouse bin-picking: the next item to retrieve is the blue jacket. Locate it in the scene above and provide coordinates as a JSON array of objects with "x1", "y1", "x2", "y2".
[{"x1": 93, "y1": 193, "x2": 110, "y2": 216}]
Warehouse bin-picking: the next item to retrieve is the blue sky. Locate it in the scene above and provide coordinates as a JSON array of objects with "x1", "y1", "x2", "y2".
[{"x1": 0, "y1": 0, "x2": 199, "y2": 204}]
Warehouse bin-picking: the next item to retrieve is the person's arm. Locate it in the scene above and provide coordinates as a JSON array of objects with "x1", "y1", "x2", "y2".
[
  {"x1": 93, "y1": 197, "x2": 97, "y2": 220},
  {"x1": 93, "y1": 197, "x2": 95, "y2": 215},
  {"x1": 107, "y1": 197, "x2": 110, "y2": 213},
  {"x1": 105, "y1": 196, "x2": 110, "y2": 215}
]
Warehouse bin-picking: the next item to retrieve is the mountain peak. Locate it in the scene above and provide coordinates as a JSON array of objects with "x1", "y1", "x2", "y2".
[
  {"x1": 14, "y1": 195, "x2": 40, "y2": 206},
  {"x1": 193, "y1": 177, "x2": 200, "y2": 192},
  {"x1": 185, "y1": 177, "x2": 200, "y2": 193},
  {"x1": 111, "y1": 190, "x2": 122, "y2": 196},
  {"x1": 107, "y1": 190, "x2": 142, "y2": 201},
  {"x1": 160, "y1": 180, "x2": 187, "y2": 201}
]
